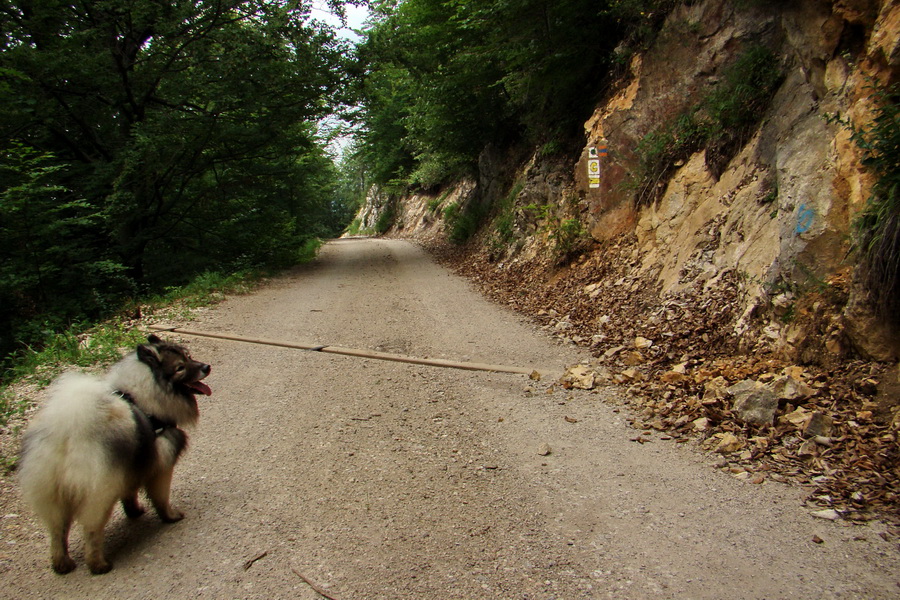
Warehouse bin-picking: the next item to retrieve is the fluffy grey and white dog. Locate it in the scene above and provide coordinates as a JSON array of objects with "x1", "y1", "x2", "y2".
[{"x1": 18, "y1": 334, "x2": 211, "y2": 574}]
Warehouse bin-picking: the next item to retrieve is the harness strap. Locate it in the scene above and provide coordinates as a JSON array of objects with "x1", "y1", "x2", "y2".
[{"x1": 114, "y1": 390, "x2": 174, "y2": 436}]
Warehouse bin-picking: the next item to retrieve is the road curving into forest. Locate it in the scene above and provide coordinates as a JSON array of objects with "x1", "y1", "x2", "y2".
[{"x1": 2, "y1": 237, "x2": 899, "y2": 599}]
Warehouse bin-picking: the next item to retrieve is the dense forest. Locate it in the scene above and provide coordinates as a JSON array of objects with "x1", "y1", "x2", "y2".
[
  {"x1": 351, "y1": 0, "x2": 669, "y2": 189},
  {"x1": 0, "y1": 0, "x2": 359, "y2": 364},
  {"x1": 0, "y1": 0, "x2": 676, "y2": 368}
]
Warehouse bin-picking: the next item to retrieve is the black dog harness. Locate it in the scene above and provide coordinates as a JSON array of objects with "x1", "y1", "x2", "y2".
[{"x1": 114, "y1": 390, "x2": 175, "y2": 436}]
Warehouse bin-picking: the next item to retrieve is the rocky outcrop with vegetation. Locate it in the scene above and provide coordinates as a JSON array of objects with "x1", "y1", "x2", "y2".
[{"x1": 356, "y1": 0, "x2": 900, "y2": 521}]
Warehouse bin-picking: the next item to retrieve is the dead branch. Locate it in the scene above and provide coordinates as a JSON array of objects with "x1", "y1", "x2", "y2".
[{"x1": 290, "y1": 566, "x2": 340, "y2": 600}]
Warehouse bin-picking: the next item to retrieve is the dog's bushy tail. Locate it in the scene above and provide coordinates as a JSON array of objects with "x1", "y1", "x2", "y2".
[{"x1": 19, "y1": 372, "x2": 131, "y2": 523}]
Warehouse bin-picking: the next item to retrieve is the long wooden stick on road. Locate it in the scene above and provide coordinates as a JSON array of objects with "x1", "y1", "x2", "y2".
[{"x1": 148, "y1": 324, "x2": 546, "y2": 377}]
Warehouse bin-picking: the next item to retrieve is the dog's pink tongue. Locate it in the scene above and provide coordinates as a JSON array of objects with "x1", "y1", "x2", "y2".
[{"x1": 189, "y1": 381, "x2": 212, "y2": 396}]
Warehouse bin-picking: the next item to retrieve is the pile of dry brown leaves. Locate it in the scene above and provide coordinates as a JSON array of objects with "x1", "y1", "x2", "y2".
[{"x1": 426, "y1": 235, "x2": 900, "y2": 526}]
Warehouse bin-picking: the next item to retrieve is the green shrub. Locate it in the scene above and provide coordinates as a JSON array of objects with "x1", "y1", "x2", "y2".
[
  {"x1": 443, "y1": 199, "x2": 489, "y2": 245},
  {"x1": 345, "y1": 218, "x2": 362, "y2": 236},
  {"x1": 552, "y1": 218, "x2": 588, "y2": 257},
  {"x1": 523, "y1": 202, "x2": 552, "y2": 222},
  {"x1": 634, "y1": 45, "x2": 782, "y2": 205},
  {"x1": 540, "y1": 140, "x2": 562, "y2": 157},
  {"x1": 846, "y1": 83, "x2": 900, "y2": 326},
  {"x1": 488, "y1": 181, "x2": 526, "y2": 251},
  {"x1": 428, "y1": 189, "x2": 453, "y2": 214},
  {"x1": 375, "y1": 202, "x2": 397, "y2": 234},
  {"x1": 410, "y1": 153, "x2": 471, "y2": 188},
  {"x1": 442, "y1": 202, "x2": 460, "y2": 223}
]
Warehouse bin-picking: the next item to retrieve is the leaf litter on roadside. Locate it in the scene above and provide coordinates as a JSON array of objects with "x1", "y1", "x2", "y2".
[{"x1": 425, "y1": 235, "x2": 900, "y2": 530}]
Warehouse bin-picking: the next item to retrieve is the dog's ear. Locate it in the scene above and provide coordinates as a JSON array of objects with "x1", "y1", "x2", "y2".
[
  {"x1": 147, "y1": 334, "x2": 162, "y2": 345},
  {"x1": 137, "y1": 343, "x2": 161, "y2": 367}
]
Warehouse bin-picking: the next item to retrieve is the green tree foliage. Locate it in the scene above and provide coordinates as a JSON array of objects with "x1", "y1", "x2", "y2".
[
  {"x1": 353, "y1": 0, "x2": 673, "y2": 190},
  {"x1": 0, "y1": 0, "x2": 356, "y2": 362},
  {"x1": 0, "y1": 143, "x2": 133, "y2": 355},
  {"x1": 353, "y1": 0, "x2": 512, "y2": 188}
]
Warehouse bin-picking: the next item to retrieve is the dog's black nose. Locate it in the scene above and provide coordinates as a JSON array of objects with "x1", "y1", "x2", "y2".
[{"x1": 201, "y1": 364, "x2": 211, "y2": 375}]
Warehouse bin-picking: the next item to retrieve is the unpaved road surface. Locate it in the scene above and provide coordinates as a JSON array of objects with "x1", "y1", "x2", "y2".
[{"x1": 2, "y1": 238, "x2": 899, "y2": 599}]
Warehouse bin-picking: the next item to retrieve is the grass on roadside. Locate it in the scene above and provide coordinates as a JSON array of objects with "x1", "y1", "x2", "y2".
[
  {"x1": 0, "y1": 239, "x2": 323, "y2": 436},
  {"x1": 0, "y1": 265, "x2": 281, "y2": 472}
]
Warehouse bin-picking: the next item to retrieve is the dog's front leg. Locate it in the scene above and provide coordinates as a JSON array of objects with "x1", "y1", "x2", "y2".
[
  {"x1": 121, "y1": 491, "x2": 146, "y2": 518},
  {"x1": 146, "y1": 464, "x2": 184, "y2": 523}
]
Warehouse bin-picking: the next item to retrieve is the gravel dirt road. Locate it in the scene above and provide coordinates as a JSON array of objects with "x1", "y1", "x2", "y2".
[{"x1": 2, "y1": 238, "x2": 899, "y2": 599}]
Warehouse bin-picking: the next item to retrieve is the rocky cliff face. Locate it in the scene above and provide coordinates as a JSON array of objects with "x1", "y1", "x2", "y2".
[
  {"x1": 578, "y1": 0, "x2": 899, "y2": 363},
  {"x1": 362, "y1": 0, "x2": 899, "y2": 366},
  {"x1": 353, "y1": 0, "x2": 900, "y2": 518}
]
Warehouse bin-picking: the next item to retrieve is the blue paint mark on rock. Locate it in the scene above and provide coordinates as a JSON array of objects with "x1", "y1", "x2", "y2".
[{"x1": 796, "y1": 203, "x2": 815, "y2": 234}]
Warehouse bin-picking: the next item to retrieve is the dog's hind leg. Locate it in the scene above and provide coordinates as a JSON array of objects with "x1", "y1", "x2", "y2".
[
  {"x1": 146, "y1": 464, "x2": 184, "y2": 523},
  {"x1": 80, "y1": 497, "x2": 117, "y2": 575},
  {"x1": 47, "y1": 511, "x2": 76, "y2": 575}
]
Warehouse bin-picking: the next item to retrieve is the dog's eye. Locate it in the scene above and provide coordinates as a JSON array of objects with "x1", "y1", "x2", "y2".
[{"x1": 175, "y1": 365, "x2": 185, "y2": 373}]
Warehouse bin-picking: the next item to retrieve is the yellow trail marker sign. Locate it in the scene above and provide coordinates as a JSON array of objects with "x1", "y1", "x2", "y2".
[{"x1": 587, "y1": 156, "x2": 600, "y2": 188}]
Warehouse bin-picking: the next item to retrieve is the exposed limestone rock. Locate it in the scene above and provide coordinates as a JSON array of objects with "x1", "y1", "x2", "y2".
[
  {"x1": 634, "y1": 336, "x2": 653, "y2": 349},
  {"x1": 780, "y1": 407, "x2": 812, "y2": 428},
  {"x1": 728, "y1": 380, "x2": 779, "y2": 426},
  {"x1": 803, "y1": 412, "x2": 835, "y2": 439},
  {"x1": 622, "y1": 351, "x2": 645, "y2": 366},
  {"x1": 714, "y1": 432, "x2": 745, "y2": 454},
  {"x1": 661, "y1": 370, "x2": 687, "y2": 384},
  {"x1": 574, "y1": 0, "x2": 899, "y2": 363},
  {"x1": 769, "y1": 375, "x2": 816, "y2": 402},
  {"x1": 560, "y1": 365, "x2": 597, "y2": 390}
]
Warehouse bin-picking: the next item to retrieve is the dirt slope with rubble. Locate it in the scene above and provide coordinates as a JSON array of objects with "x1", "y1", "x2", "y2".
[{"x1": 358, "y1": 0, "x2": 900, "y2": 522}]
